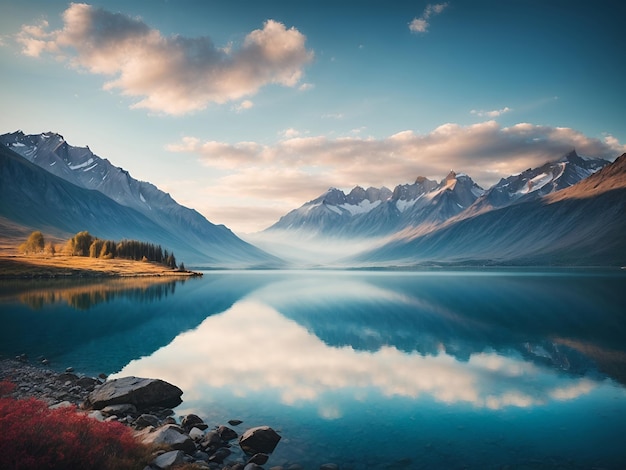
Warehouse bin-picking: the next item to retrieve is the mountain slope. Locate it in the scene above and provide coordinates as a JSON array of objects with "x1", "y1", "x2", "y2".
[
  {"x1": 352, "y1": 154, "x2": 626, "y2": 266},
  {"x1": 465, "y1": 150, "x2": 608, "y2": 216},
  {"x1": 1, "y1": 131, "x2": 279, "y2": 267}
]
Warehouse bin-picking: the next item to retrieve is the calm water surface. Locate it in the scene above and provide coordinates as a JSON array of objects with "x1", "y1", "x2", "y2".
[{"x1": 1, "y1": 270, "x2": 626, "y2": 469}]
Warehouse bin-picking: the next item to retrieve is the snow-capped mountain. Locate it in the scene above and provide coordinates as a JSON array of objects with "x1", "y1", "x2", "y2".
[
  {"x1": 0, "y1": 131, "x2": 280, "y2": 267},
  {"x1": 265, "y1": 171, "x2": 484, "y2": 238},
  {"x1": 267, "y1": 185, "x2": 393, "y2": 235},
  {"x1": 466, "y1": 150, "x2": 608, "y2": 216},
  {"x1": 352, "y1": 153, "x2": 626, "y2": 267}
]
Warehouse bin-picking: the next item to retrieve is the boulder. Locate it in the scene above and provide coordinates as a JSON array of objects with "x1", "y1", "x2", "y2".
[
  {"x1": 152, "y1": 450, "x2": 185, "y2": 469},
  {"x1": 134, "y1": 413, "x2": 160, "y2": 428},
  {"x1": 218, "y1": 425, "x2": 238, "y2": 441},
  {"x1": 248, "y1": 453, "x2": 269, "y2": 465},
  {"x1": 239, "y1": 426, "x2": 281, "y2": 455},
  {"x1": 182, "y1": 413, "x2": 207, "y2": 431},
  {"x1": 85, "y1": 376, "x2": 182, "y2": 410},
  {"x1": 138, "y1": 424, "x2": 195, "y2": 453}
]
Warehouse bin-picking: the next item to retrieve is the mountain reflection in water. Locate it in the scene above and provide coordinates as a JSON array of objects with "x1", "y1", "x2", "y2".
[{"x1": 2, "y1": 270, "x2": 626, "y2": 468}]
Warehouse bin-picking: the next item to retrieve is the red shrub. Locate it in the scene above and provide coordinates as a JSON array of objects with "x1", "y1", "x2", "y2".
[
  {"x1": 0, "y1": 392, "x2": 147, "y2": 470},
  {"x1": 0, "y1": 380, "x2": 16, "y2": 397}
]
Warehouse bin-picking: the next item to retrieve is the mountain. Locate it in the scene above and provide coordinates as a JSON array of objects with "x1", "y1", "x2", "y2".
[
  {"x1": 465, "y1": 150, "x2": 608, "y2": 216},
  {"x1": 265, "y1": 171, "x2": 484, "y2": 238},
  {"x1": 0, "y1": 131, "x2": 279, "y2": 267},
  {"x1": 351, "y1": 154, "x2": 626, "y2": 267}
]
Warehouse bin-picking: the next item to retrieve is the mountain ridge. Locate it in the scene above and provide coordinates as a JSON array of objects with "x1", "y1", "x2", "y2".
[{"x1": 0, "y1": 131, "x2": 281, "y2": 267}]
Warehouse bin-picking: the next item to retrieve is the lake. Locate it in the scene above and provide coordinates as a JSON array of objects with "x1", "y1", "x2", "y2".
[{"x1": 1, "y1": 269, "x2": 626, "y2": 469}]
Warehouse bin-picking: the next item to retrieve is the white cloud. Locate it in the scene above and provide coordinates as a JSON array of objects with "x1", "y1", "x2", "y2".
[
  {"x1": 113, "y1": 292, "x2": 598, "y2": 412},
  {"x1": 280, "y1": 127, "x2": 301, "y2": 139},
  {"x1": 234, "y1": 99, "x2": 254, "y2": 112},
  {"x1": 167, "y1": 121, "x2": 625, "y2": 231},
  {"x1": 17, "y1": 3, "x2": 313, "y2": 115},
  {"x1": 471, "y1": 106, "x2": 512, "y2": 118},
  {"x1": 409, "y1": 3, "x2": 449, "y2": 33},
  {"x1": 298, "y1": 82, "x2": 315, "y2": 91}
]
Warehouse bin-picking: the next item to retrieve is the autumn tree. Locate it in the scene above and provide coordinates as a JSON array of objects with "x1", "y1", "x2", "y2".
[{"x1": 18, "y1": 231, "x2": 45, "y2": 254}]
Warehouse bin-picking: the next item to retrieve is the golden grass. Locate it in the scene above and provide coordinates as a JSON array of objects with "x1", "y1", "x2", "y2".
[{"x1": 0, "y1": 253, "x2": 200, "y2": 279}]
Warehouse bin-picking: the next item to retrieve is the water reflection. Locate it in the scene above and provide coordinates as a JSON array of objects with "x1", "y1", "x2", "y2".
[
  {"x1": 115, "y1": 298, "x2": 601, "y2": 411},
  {"x1": 0, "y1": 278, "x2": 182, "y2": 310},
  {"x1": 3, "y1": 270, "x2": 626, "y2": 468}
]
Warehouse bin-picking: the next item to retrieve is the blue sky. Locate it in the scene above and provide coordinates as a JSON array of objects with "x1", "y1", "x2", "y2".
[{"x1": 1, "y1": 1, "x2": 624, "y2": 232}]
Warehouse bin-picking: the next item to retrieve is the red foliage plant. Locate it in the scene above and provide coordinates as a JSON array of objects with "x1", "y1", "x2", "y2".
[{"x1": 0, "y1": 381, "x2": 147, "y2": 470}]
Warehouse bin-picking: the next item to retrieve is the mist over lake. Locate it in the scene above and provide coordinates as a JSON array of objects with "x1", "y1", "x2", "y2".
[{"x1": 2, "y1": 269, "x2": 626, "y2": 468}]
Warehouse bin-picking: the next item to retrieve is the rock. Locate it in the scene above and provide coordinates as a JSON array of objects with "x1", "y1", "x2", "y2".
[
  {"x1": 76, "y1": 376, "x2": 98, "y2": 390},
  {"x1": 200, "y1": 430, "x2": 221, "y2": 448},
  {"x1": 239, "y1": 426, "x2": 282, "y2": 455},
  {"x1": 101, "y1": 403, "x2": 137, "y2": 416},
  {"x1": 88, "y1": 410, "x2": 106, "y2": 421},
  {"x1": 182, "y1": 413, "x2": 207, "y2": 430},
  {"x1": 57, "y1": 372, "x2": 78, "y2": 383},
  {"x1": 152, "y1": 450, "x2": 185, "y2": 469},
  {"x1": 65, "y1": 367, "x2": 74, "y2": 373},
  {"x1": 228, "y1": 419, "x2": 243, "y2": 426},
  {"x1": 135, "y1": 413, "x2": 160, "y2": 428},
  {"x1": 320, "y1": 464, "x2": 339, "y2": 470},
  {"x1": 218, "y1": 425, "x2": 238, "y2": 441},
  {"x1": 248, "y1": 453, "x2": 269, "y2": 465},
  {"x1": 244, "y1": 464, "x2": 264, "y2": 470},
  {"x1": 85, "y1": 376, "x2": 183, "y2": 410},
  {"x1": 189, "y1": 427, "x2": 205, "y2": 440},
  {"x1": 208, "y1": 447, "x2": 231, "y2": 463},
  {"x1": 49, "y1": 400, "x2": 73, "y2": 409},
  {"x1": 139, "y1": 424, "x2": 196, "y2": 453}
]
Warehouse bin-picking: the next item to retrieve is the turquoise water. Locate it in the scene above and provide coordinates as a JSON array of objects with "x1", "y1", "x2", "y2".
[{"x1": 1, "y1": 270, "x2": 626, "y2": 468}]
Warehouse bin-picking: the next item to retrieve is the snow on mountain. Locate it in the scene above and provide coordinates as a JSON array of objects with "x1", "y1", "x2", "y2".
[
  {"x1": 351, "y1": 153, "x2": 626, "y2": 267},
  {"x1": 265, "y1": 171, "x2": 485, "y2": 238},
  {"x1": 0, "y1": 131, "x2": 280, "y2": 267},
  {"x1": 465, "y1": 150, "x2": 608, "y2": 216}
]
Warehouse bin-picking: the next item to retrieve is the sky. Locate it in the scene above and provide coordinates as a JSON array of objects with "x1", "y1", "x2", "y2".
[{"x1": 1, "y1": 0, "x2": 625, "y2": 233}]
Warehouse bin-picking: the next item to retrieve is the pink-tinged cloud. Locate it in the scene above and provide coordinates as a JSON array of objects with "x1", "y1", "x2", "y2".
[
  {"x1": 169, "y1": 120, "x2": 625, "y2": 189},
  {"x1": 409, "y1": 2, "x2": 449, "y2": 33},
  {"x1": 17, "y1": 3, "x2": 313, "y2": 115}
]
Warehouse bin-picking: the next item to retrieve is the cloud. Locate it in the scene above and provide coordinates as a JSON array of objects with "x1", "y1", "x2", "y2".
[
  {"x1": 234, "y1": 99, "x2": 254, "y2": 112},
  {"x1": 114, "y1": 293, "x2": 598, "y2": 412},
  {"x1": 167, "y1": 121, "x2": 625, "y2": 231},
  {"x1": 409, "y1": 3, "x2": 449, "y2": 33},
  {"x1": 17, "y1": 3, "x2": 313, "y2": 115},
  {"x1": 471, "y1": 107, "x2": 512, "y2": 118}
]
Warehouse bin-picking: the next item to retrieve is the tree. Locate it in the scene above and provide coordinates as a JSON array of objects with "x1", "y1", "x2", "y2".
[
  {"x1": 19, "y1": 231, "x2": 45, "y2": 254},
  {"x1": 44, "y1": 242, "x2": 56, "y2": 256}
]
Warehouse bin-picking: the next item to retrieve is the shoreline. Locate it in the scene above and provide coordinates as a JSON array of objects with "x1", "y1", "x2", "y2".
[{"x1": 0, "y1": 254, "x2": 202, "y2": 279}]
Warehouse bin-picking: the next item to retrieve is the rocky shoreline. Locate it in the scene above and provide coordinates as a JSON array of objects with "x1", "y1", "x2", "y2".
[{"x1": 0, "y1": 357, "x2": 337, "y2": 470}]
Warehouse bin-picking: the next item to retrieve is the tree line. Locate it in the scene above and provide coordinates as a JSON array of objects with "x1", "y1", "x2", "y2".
[{"x1": 19, "y1": 230, "x2": 179, "y2": 269}]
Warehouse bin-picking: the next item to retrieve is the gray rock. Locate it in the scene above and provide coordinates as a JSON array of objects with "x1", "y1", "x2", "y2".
[
  {"x1": 87, "y1": 410, "x2": 106, "y2": 421},
  {"x1": 101, "y1": 403, "x2": 137, "y2": 416},
  {"x1": 208, "y1": 447, "x2": 231, "y2": 463},
  {"x1": 182, "y1": 413, "x2": 207, "y2": 430},
  {"x1": 49, "y1": 401, "x2": 73, "y2": 410},
  {"x1": 218, "y1": 425, "x2": 238, "y2": 441},
  {"x1": 189, "y1": 426, "x2": 205, "y2": 440},
  {"x1": 85, "y1": 376, "x2": 183, "y2": 410},
  {"x1": 244, "y1": 464, "x2": 264, "y2": 470},
  {"x1": 239, "y1": 426, "x2": 282, "y2": 455},
  {"x1": 135, "y1": 413, "x2": 160, "y2": 428},
  {"x1": 320, "y1": 464, "x2": 339, "y2": 470},
  {"x1": 228, "y1": 419, "x2": 243, "y2": 426},
  {"x1": 152, "y1": 450, "x2": 185, "y2": 469},
  {"x1": 139, "y1": 424, "x2": 195, "y2": 453},
  {"x1": 200, "y1": 430, "x2": 221, "y2": 448}
]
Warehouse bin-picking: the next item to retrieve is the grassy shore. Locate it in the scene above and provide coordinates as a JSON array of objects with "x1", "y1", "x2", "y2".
[{"x1": 0, "y1": 253, "x2": 201, "y2": 279}]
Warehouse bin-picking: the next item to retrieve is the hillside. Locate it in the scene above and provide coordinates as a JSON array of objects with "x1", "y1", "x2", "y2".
[{"x1": 0, "y1": 133, "x2": 280, "y2": 267}]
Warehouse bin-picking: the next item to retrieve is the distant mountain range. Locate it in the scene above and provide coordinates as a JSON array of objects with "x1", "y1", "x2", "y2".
[
  {"x1": 352, "y1": 153, "x2": 626, "y2": 266},
  {"x1": 260, "y1": 150, "x2": 626, "y2": 266},
  {"x1": 0, "y1": 131, "x2": 280, "y2": 267}
]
